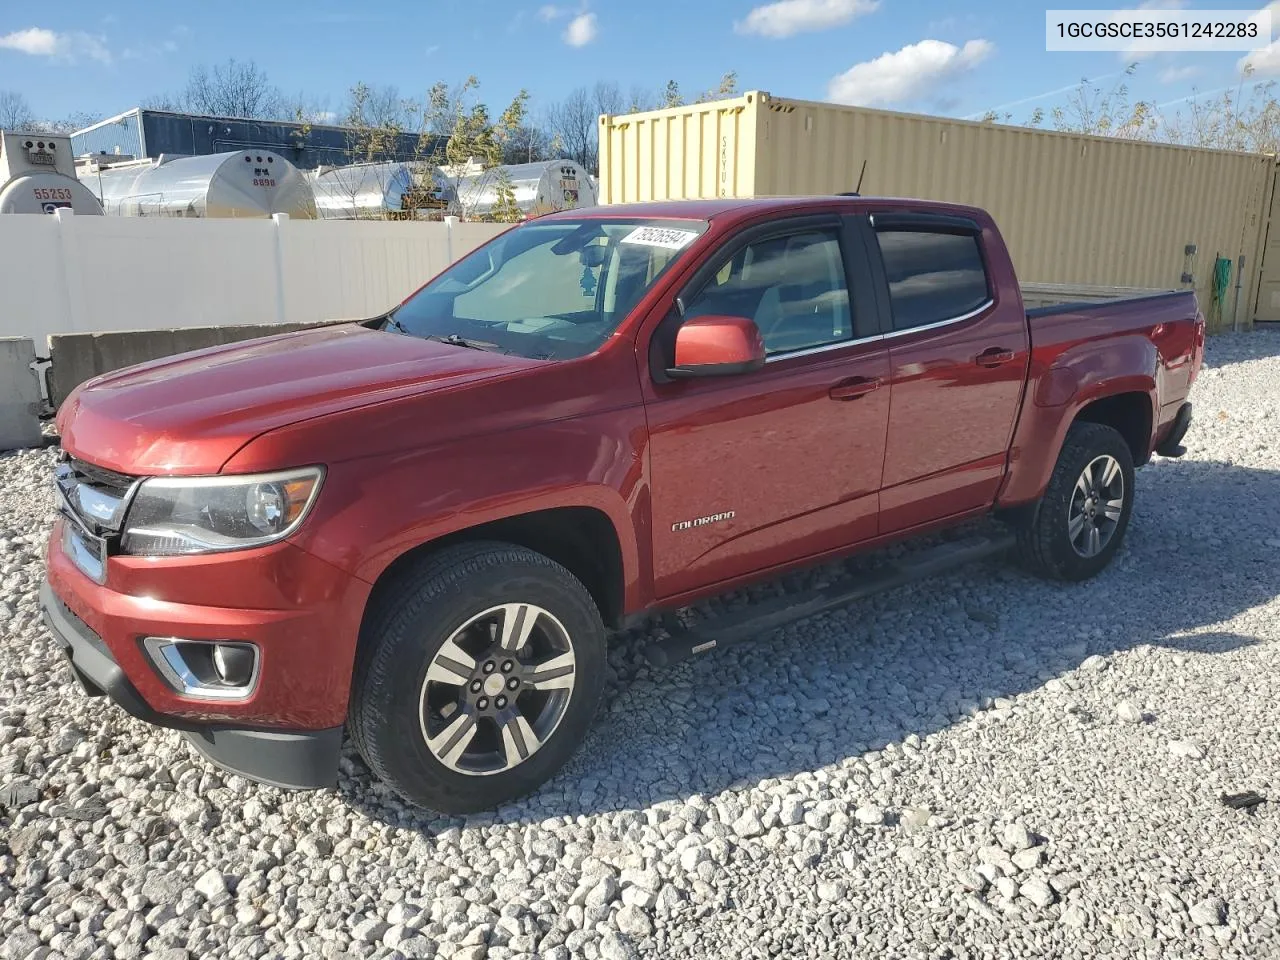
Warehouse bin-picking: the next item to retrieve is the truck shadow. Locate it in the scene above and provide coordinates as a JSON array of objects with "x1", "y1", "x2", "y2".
[{"x1": 340, "y1": 456, "x2": 1279, "y2": 828}]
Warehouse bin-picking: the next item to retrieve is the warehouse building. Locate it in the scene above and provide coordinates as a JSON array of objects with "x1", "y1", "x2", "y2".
[{"x1": 72, "y1": 108, "x2": 439, "y2": 171}]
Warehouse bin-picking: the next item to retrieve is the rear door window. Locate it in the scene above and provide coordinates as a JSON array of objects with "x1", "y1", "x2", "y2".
[{"x1": 875, "y1": 230, "x2": 990, "y2": 331}]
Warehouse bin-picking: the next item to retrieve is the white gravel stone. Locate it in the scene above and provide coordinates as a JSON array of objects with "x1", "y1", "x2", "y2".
[
  {"x1": 853, "y1": 805, "x2": 884, "y2": 825},
  {"x1": 1168, "y1": 739, "x2": 1207, "y2": 760},
  {"x1": 1060, "y1": 903, "x2": 1089, "y2": 928},
  {"x1": 816, "y1": 880, "x2": 847, "y2": 903},
  {"x1": 614, "y1": 903, "x2": 653, "y2": 937},
  {"x1": 1019, "y1": 877, "x2": 1057, "y2": 908},
  {"x1": 192, "y1": 869, "x2": 228, "y2": 900},
  {"x1": 1115, "y1": 700, "x2": 1144, "y2": 723},
  {"x1": 1190, "y1": 897, "x2": 1229, "y2": 927},
  {"x1": 731, "y1": 809, "x2": 765, "y2": 838},
  {"x1": 1011, "y1": 847, "x2": 1045, "y2": 871},
  {"x1": 1002, "y1": 822, "x2": 1036, "y2": 851}
]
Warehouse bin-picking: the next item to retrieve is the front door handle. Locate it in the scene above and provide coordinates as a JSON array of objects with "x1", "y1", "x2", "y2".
[
  {"x1": 829, "y1": 376, "x2": 881, "y2": 400},
  {"x1": 975, "y1": 347, "x2": 1015, "y2": 367}
]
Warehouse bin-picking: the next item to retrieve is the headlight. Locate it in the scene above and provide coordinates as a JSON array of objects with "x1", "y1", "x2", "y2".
[{"x1": 121, "y1": 467, "x2": 324, "y2": 556}]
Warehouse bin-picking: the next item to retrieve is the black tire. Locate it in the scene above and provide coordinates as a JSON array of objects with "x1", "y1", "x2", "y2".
[
  {"x1": 350, "y1": 541, "x2": 606, "y2": 813},
  {"x1": 1014, "y1": 422, "x2": 1135, "y2": 581}
]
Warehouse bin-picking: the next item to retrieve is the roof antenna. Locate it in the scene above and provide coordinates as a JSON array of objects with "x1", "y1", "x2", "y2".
[{"x1": 837, "y1": 159, "x2": 868, "y2": 197}]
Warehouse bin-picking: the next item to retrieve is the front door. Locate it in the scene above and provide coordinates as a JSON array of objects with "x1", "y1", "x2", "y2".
[{"x1": 643, "y1": 218, "x2": 891, "y2": 600}]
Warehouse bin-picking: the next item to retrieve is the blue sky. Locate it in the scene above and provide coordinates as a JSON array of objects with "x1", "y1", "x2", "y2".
[{"x1": 2, "y1": 0, "x2": 1278, "y2": 127}]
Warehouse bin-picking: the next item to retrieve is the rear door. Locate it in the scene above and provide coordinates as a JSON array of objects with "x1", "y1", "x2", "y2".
[
  {"x1": 870, "y1": 212, "x2": 1030, "y2": 532},
  {"x1": 642, "y1": 214, "x2": 891, "y2": 600}
]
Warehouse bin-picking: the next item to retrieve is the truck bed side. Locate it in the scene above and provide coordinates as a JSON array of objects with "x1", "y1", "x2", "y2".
[{"x1": 998, "y1": 290, "x2": 1204, "y2": 507}]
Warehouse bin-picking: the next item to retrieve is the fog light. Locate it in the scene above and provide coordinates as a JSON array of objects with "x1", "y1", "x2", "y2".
[
  {"x1": 143, "y1": 638, "x2": 259, "y2": 700},
  {"x1": 212, "y1": 643, "x2": 256, "y2": 686}
]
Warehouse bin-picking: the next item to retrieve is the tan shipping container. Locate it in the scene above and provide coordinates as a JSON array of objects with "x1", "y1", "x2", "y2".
[{"x1": 599, "y1": 92, "x2": 1277, "y2": 330}]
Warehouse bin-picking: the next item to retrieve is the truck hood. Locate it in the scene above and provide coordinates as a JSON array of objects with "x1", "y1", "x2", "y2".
[{"x1": 58, "y1": 324, "x2": 538, "y2": 475}]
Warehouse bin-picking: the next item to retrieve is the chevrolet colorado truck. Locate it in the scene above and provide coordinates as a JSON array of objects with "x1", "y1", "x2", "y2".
[{"x1": 41, "y1": 196, "x2": 1203, "y2": 813}]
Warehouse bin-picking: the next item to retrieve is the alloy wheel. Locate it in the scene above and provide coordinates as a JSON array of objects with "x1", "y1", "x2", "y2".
[
  {"x1": 1067, "y1": 454, "x2": 1125, "y2": 558},
  {"x1": 418, "y1": 603, "x2": 577, "y2": 776}
]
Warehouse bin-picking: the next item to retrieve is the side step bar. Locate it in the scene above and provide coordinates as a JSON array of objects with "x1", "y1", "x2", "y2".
[{"x1": 645, "y1": 533, "x2": 1016, "y2": 667}]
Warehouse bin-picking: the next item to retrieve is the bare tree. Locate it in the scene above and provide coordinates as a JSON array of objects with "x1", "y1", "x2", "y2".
[
  {"x1": 39, "y1": 111, "x2": 102, "y2": 134},
  {"x1": 628, "y1": 85, "x2": 657, "y2": 113},
  {"x1": 547, "y1": 87, "x2": 597, "y2": 169},
  {"x1": 1158, "y1": 68, "x2": 1280, "y2": 154},
  {"x1": 1049, "y1": 65, "x2": 1155, "y2": 139},
  {"x1": 180, "y1": 59, "x2": 284, "y2": 119},
  {"x1": 0, "y1": 90, "x2": 36, "y2": 130},
  {"x1": 696, "y1": 71, "x2": 740, "y2": 103},
  {"x1": 281, "y1": 93, "x2": 333, "y2": 126},
  {"x1": 343, "y1": 83, "x2": 417, "y2": 130},
  {"x1": 502, "y1": 123, "x2": 554, "y2": 164},
  {"x1": 140, "y1": 93, "x2": 184, "y2": 112},
  {"x1": 593, "y1": 81, "x2": 625, "y2": 117}
]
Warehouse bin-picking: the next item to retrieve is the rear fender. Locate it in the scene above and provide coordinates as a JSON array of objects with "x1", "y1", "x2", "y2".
[{"x1": 1000, "y1": 335, "x2": 1157, "y2": 506}]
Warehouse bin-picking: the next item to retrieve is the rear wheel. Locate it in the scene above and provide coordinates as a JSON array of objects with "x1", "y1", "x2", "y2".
[
  {"x1": 1014, "y1": 422, "x2": 1135, "y2": 581},
  {"x1": 350, "y1": 542, "x2": 606, "y2": 813}
]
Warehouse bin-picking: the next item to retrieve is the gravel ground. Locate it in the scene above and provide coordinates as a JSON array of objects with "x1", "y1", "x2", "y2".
[{"x1": 3, "y1": 331, "x2": 1280, "y2": 960}]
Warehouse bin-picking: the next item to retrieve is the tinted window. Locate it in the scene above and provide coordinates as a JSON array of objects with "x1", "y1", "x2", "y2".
[
  {"x1": 876, "y1": 231, "x2": 989, "y2": 331},
  {"x1": 685, "y1": 230, "x2": 851, "y2": 356}
]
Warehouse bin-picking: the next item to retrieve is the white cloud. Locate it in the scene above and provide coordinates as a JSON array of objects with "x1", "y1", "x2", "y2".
[
  {"x1": 564, "y1": 12, "x2": 597, "y2": 46},
  {"x1": 0, "y1": 26, "x2": 111, "y2": 63},
  {"x1": 539, "y1": 4, "x2": 566, "y2": 20},
  {"x1": 1239, "y1": 1, "x2": 1280, "y2": 74},
  {"x1": 0, "y1": 27, "x2": 59, "y2": 55},
  {"x1": 1158, "y1": 64, "x2": 1199, "y2": 83},
  {"x1": 736, "y1": 0, "x2": 880, "y2": 38},
  {"x1": 827, "y1": 38, "x2": 994, "y2": 107}
]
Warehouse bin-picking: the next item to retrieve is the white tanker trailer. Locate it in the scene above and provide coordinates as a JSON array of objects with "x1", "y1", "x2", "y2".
[{"x1": 0, "y1": 131, "x2": 104, "y2": 215}]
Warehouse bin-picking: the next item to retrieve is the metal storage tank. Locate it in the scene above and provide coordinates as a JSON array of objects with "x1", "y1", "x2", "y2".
[
  {"x1": 310, "y1": 161, "x2": 454, "y2": 219},
  {"x1": 448, "y1": 159, "x2": 597, "y2": 219},
  {"x1": 0, "y1": 131, "x2": 104, "y2": 215},
  {"x1": 81, "y1": 149, "x2": 317, "y2": 218},
  {"x1": 599, "y1": 92, "x2": 1276, "y2": 330}
]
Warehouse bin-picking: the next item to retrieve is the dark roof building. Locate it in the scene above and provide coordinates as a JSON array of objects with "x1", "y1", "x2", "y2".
[{"x1": 72, "y1": 108, "x2": 440, "y2": 170}]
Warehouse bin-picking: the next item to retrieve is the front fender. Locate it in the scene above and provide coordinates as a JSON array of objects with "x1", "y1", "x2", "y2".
[{"x1": 269, "y1": 411, "x2": 651, "y2": 613}]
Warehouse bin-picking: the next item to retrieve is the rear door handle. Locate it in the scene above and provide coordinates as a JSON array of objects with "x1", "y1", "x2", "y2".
[
  {"x1": 975, "y1": 347, "x2": 1015, "y2": 367},
  {"x1": 829, "y1": 376, "x2": 881, "y2": 400}
]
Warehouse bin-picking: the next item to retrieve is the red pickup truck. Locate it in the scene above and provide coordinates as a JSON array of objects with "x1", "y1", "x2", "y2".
[{"x1": 42, "y1": 196, "x2": 1203, "y2": 812}]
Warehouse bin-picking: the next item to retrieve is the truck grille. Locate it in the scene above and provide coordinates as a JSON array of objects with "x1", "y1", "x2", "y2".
[{"x1": 54, "y1": 455, "x2": 140, "y2": 536}]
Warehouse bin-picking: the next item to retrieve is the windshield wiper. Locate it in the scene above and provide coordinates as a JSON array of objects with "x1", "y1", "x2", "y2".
[
  {"x1": 425, "y1": 333, "x2": 503, "y2": 352},
  {"x1": 383, "y1": 315, "x2": 411, "y2": 334}
]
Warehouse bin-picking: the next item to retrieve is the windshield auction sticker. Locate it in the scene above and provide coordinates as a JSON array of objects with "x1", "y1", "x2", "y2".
[{"x1": 621, "y1": 226, "x2": 700, "y2": 249}]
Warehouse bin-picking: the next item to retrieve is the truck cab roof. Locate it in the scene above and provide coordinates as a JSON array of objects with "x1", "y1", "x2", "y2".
[{"x1": 539, "y1": 195, "x2": 991, "y2": 225}]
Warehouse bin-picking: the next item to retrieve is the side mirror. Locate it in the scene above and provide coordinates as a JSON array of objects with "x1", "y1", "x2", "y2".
[{"x1": 667, "y1": 315, "x2": 766, "y2": 379}]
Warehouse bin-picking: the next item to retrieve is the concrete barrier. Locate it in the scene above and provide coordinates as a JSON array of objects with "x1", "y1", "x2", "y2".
[
  {"x1": 0, "y1": 338, "x2": 43, "y2": 452},
  {"x1": 48, "y1": 318, "x2": 357, "y2": 408}
]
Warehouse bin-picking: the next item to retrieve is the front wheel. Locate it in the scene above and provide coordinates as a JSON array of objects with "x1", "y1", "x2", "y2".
[
  {"x1": 350, "y1": 542, "x2": 606, "y2": 813},
  {"x1": 1014, "y1": 422, "x2": 1136, "y2": 581}
]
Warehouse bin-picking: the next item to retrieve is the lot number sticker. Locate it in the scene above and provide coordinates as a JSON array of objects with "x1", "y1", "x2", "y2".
[{"x1": 621, "y1": 226, "x2": 699, "y2": 249}]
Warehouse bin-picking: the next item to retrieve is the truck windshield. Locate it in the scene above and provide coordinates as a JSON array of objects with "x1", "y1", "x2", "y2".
[{"x1": 384, "y1": 218, "x2": 707, "y2": 359}]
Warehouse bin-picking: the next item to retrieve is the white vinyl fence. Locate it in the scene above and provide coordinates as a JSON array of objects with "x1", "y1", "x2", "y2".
[{"x1": 0, "y1": 211, "x2": 510, "y2": 346}]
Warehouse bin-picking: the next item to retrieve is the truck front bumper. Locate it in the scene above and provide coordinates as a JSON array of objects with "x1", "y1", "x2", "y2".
[{"x1": 40, "y1": 578, "x2": 344, "y2": 791}]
